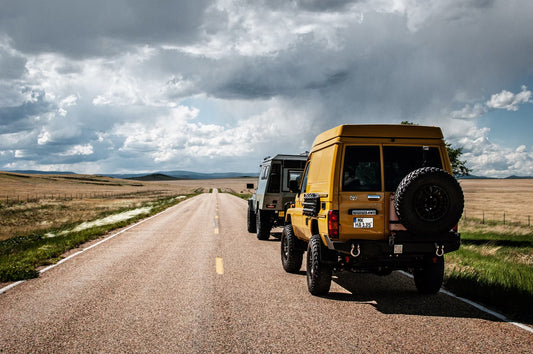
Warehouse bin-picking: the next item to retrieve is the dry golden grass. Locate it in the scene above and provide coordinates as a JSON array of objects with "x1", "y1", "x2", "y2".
[
  {"x1": 0, "y1": 172, "x2": 256, "y2": 241},
  {"x1": 459, "y1": 179, "x2": 533, "y2": 225}
]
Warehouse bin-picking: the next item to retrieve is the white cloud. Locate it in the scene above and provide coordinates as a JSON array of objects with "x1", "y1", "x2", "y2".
[
  {"x1": 486, "y1": 85, "x2": 532, "y2": 111},
  {"x1": 59, "y1": 144, "x2": 94, "y2": 156},
  {"x1": 457, "y1": 127, "x2": 533, "y2": 177},
  {"x1": 450, "y1": 103, "x2": 487, "y2": 119},
  {"x1": 451, "y1": 86, "x2": 532, "y2": 119}
]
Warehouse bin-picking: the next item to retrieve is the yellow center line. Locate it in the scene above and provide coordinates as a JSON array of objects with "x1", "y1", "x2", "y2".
[
  {"x1": 214, "y1": 198, "x2": 220, "y2": 234},
  {"x1": 216, "y1": 257, "x2": 224, "y2": 275}
]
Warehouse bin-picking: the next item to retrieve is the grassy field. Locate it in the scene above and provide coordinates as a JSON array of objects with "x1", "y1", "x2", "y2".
[
  {"x1": 459, "y1": 179, "x2": 533, "y2": 226},
  {"x1": 0, "y1": 172, "x2": 255, "y2": 241},
  {"x1": 446, "y1": 179, "x2": 533, "y2": 323},
  {"x1": 0, "y1": 172, "x2": 255, "y2": 282}
]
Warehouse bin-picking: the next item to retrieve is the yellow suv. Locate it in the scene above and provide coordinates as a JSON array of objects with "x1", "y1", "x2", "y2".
[{"x1": 282, "y1": 125, "x2": 464, "y2": 295}]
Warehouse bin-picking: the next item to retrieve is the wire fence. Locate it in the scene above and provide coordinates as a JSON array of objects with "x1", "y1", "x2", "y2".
[
  {"x1": 0, "y1": 190, "x2": 172, "y2": 206},
  {"x1": 462, "y1": 209, "x2": 532, "y2": 227}
]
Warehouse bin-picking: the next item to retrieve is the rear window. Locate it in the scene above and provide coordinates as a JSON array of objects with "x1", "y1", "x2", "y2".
[
  {"x1": 267, "y1": 163, "x2": 281, "y2": 193},
  {"x1": 342, "y1": 146, "x2": 381, "y2": 191},
  {"x1": 342, "y1": 145, "x2": 444, "y2": 192},
  {"x1": 383, "y1": 146, "x2": 442, "y2": 191}
]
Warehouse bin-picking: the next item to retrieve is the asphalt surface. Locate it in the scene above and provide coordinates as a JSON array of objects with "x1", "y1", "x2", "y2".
[{"x1": 1, "y1": 190, "x2": 532, "y2": 353}]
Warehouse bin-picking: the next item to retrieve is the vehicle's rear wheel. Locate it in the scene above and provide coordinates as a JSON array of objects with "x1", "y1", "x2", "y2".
[
  {"x1": 395, "y1": 167, "x2": 464, "y2": 236},
  {"x1": 306, "y1": 235, "x2": 332, "y2": 296},
  {"x1": 281, "y1": 224, "x2": 303, "y2": 273},
  {"x1": 413, "y1": 257, "x2": 444, "y2": 294},
  {"x1": 256, "y1": 209, "x2": 272, "y2": 240},
  {"x1": 247, "y1": 200, "x2": 257, "y2": 233}
]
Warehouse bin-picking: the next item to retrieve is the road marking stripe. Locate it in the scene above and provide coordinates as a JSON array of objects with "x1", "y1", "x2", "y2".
[
  {"x1": 216, "y1": 257, "x2": 224, "y2": 275},
  {"x1": 213, "y1": 190, "x2": 220, "y2": 235},
  {"x1": 398, "y1": 270, "x2": 533, "y2": 333}
]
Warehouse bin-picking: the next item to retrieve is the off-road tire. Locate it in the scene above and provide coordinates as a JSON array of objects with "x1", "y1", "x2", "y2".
[
  {"x1": 247, "y1": 200, "x2": 257, "y2": 233},
  {"x1": 256, "y1": 209, "x2": 272, "y2": 240},
  {"x1": 281, "y1": 224, "x2": 304, "y2": 273},
  {"x1": 395, "y1": 167, "x2": 464, "y2": 236},
  {"x1": 306, "y1": 235, "x2": 332, "y2": 296},
  {"x1": 413, "y1": 257, "x2": 444, "y2": 294}
]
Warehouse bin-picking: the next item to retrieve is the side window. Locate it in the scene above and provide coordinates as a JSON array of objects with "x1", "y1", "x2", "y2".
[
  {"x1": 299, "y1": 163, "x2": 310, "y2": 194},
  {"x1": 342, "y1": 146, "x2": 381, "y2": 191},
  {"x1": 283, "y1": 168, "x2": 303, "y2": 192},
  {"x1": 288, "y1": 170, "x2": 302, "y2": 186},
  {"x1": 260, "y1": 165, "x2": 270, "y2": 180},
  {"x1": 267, "y1": 163, "x2": 281, "y2": 193},
  {"x1": 383, "y1": 146, "x2": 443, "y2": 191}
]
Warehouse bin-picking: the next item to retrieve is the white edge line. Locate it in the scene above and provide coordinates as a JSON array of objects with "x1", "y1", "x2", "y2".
[
  {"x1": 0, "y1": 199, "x2": 190, "y2": 296},
  {"x1": 398, "y1": 270, "x2": 533, "y2": 334}
]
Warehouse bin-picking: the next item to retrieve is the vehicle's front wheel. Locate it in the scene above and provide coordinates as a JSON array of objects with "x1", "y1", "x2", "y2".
[
  {"x1": 281, "y1": 224, "x2": 303, "y2": 273},
  {"x1": 247, "y1": 200, "x2": 257, "y2": 233},
  {"x1": 256, "y1": 209, "x2": 272, "y2": 240},
  {"x1": 413, "y1": 257, "x2": 444, "y2": 294},
  {"x1": 306, "y1": 235, "x2": 332, "y2": 296}
]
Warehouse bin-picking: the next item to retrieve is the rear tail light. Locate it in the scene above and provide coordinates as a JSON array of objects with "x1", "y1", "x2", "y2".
[{"x1": 328, "y1": 210, "x2": 339, "y2": 239}]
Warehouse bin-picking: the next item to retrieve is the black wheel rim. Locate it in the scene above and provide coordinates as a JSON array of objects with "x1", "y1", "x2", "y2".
[{"x1": 414, "y1": 184, "x2": 450, "y2": 222}]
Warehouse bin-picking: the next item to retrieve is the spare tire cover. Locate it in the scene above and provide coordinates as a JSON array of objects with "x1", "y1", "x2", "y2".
[{"x1": 394, "y1": 167, "x2": 464, "y2": 236}]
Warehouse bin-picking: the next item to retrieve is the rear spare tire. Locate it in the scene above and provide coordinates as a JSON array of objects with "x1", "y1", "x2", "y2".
[{"x1": 395, "y1": 167, "x2": 464, "y2": 236}]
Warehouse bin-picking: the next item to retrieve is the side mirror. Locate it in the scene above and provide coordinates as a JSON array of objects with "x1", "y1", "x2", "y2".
[{"x1": 289, "y1": 180, "x2": 299, "y2": 193}]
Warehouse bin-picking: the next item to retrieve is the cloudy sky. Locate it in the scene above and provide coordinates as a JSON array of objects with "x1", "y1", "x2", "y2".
[{"x1": 1, "y1": 0, "x2": 532, "y2": 177}]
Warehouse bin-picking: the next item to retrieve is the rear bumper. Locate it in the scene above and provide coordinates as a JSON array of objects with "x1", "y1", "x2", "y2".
[{"x1": 324, "y1": 231, "x2": 460, "y2": 268}]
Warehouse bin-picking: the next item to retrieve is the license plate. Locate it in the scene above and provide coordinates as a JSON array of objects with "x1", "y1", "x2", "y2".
[{"x1": 353, "y1": 217, "x2": 373, "y2": 228}]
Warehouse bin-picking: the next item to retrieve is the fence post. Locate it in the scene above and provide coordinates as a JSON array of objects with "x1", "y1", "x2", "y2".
[
  {"x1": 503, "y1": 212, "x2": 506, "y2": 225},
  {"x1": 482, "y1": 211, "x2": 485, "y2": 224}
]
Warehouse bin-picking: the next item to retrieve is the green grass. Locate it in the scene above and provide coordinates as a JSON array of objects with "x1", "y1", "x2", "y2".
[
  {"x1": 0, "y1": 194, "x2": 198, "y2": 282},
  {"x1": 444, "y1": 223, "x2": 533, "y2": 323},
  {"x1": 228, "y1": 192, "x2": 252, "y2": 200}
]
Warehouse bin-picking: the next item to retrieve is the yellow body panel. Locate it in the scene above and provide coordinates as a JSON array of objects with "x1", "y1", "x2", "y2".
[{"x1": 287, "y1": 124, "x2": 451, "y2": 245}]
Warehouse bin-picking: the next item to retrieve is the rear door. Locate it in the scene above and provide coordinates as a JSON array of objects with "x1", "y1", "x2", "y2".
[{"x1": 338, "y1": 146, "x2": 386, "y2": 240}]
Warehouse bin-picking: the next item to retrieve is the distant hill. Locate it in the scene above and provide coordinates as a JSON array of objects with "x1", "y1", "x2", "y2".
[
  {"x1": 127, "y1": 173, "x2": 179, "y2": 181},
  {"x1": 106, "y1": 170, "x2": 258, "y2": 180},
  {"x1": 6, "y1": 170, "x2": 75, "y2": 175},
  {"x1": 505, "y1": 175, "x2": 533, "y2": 179},
  {"x1": 457, "y1": 175, "x2": 496, "y2": 179},
  {"x1": 3, "y1": 170, "x2": 258, "y2": 180}
]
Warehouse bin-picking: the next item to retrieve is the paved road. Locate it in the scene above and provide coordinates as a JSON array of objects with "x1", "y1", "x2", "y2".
[{"x1": 1, "y1": 191, "x2": 532, "y2": 353}]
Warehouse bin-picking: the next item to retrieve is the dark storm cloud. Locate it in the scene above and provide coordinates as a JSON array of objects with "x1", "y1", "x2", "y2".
[
  {"x1": 293, "y1": 0, "x2": 360, "y2": 12},
  {"x1": 0, "y1": 90, "x2": 51, "y2": 133},
  {"x1": 0, "y1": 0, "x2": 211, "y2": 58},
  {"x1": 0, "y1": 43, "x2": 27, "y2": 79}
]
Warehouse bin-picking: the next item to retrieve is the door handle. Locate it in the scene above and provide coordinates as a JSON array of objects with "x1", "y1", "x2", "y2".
[{"x1": 367, "y1": 195, "x2": 381, "y2": 201}]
